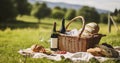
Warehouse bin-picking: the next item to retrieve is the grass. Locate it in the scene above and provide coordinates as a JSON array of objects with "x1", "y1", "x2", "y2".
[{"x1": 0, "y1": 15, "x2": 120, "y2": 63}]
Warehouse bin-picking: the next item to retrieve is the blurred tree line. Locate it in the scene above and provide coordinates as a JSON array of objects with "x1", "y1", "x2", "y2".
[
  {"x1": 31, "y1": 2, "x2": 51, "y2": 23},
  {"x1": 0, "y1": 0, "x2": 31, "y2": 21},
  {"x1": 0, "y1": 0, "x2": 120, "y2": 23}
]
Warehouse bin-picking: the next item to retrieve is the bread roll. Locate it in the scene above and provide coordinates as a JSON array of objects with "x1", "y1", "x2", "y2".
[
  {"x1": 31, "y1": 44, "x2": 45, "y2": 52},
  {"x1": 79, "y1": 22, "x2": 99, "y2": 37},
  {"x1": 85, "y1": 22, "x2": 99, "y2": 34},
  {"x1": 87, "y1": 47, "x2": 102, "y2": 56}
]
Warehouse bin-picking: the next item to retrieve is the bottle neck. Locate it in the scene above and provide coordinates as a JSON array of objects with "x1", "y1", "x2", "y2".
[
  {"x1": 60, "y1": 18, "x2": 66, "y2": 34},
  {"x1": 53, "y1": 22, "x2": 56, "y2": 32},
  {"x1": 61, "y1": 18, "x2": 65, "y2": 28},
  {"x1": 62, "y1": 21, "x2": 65, "y2": 27}
]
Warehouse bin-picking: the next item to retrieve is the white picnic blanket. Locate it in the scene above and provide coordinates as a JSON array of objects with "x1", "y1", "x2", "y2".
[{"x1": 18, "y1": 47, "x2": 120, "y2": 62}]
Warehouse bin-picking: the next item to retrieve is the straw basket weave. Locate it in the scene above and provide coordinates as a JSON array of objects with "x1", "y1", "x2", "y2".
[{"x1": 58, "y1": 16, "x2": 105, "y2": 53}]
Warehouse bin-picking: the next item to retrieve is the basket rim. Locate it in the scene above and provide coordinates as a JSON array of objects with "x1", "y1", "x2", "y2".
[{"x1": 58, "y1": 33, "x2": 106, "y2": 39}]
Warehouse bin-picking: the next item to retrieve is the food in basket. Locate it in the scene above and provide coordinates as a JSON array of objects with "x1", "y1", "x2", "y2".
[
  {"x1": 66, "y1": 22, "x2": 99, "y2": 37},
  {"x1": 58, "y1": 16, "x2": 104, "y2": 52},
  {"x1": 66, "y1": 29, "x2": 79, "y2": 36},
  {"x1": 79, "y1": 22, "x2": 99, "y2": 37},
  {"x1": 31, "y1": 44, "x2": 46, "y2": 53},
  {"x1": 85, "y1": 22, "x2": 99, "y2": 34}
]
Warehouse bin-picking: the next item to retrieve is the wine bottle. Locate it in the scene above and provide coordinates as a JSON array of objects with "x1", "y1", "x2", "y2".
[
  {"x1": 60, "y1": 18, "x2": 66, "y2": 34},
  {"x1": 50, "y1": 22, "x2": 58, "y2": 51}
]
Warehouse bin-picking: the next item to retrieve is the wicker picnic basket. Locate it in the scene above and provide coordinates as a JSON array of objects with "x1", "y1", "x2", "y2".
[{"x1": 58, "y1": 16, "x2": 105, "y2": 53}]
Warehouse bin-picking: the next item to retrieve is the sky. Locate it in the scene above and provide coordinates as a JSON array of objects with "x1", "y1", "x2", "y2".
[{"x1": 29, "y1": 0, "x2": 120, "y2": 12}]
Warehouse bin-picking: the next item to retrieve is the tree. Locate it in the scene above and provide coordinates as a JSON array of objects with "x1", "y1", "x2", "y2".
[
  {"x1": 51, "y1": 9, "x2": 65, "y2": 19},
  {"x1": 118, "y1": 9, "x2": 120, "y2": 14},
  {"x1": 0, "y1": 0, "x2": 18, "y2": 21},
  {"x1": 54, "y1": 6, "x2": 61, "y2": 10},
  {"x1": 15, "y1": 0, "x2": 31, "y2": 16},
  {"x1": 65, "y1": 9, "x2": 76, "y2": 20},
  {"x1": 31, "y1": 2, "x2": 51, "y2": 23},
  {"x1": 113, "y1": 8, "x2": 118, "y2": 16},
  {"x1": 62, "y1": 8, "x2": 67, "y2": 12},
  {"x1": 51, "y1": 6, "x2": 65, "y2": 19},
  {"x1": 77, "y1": 6, "x2": 100, "y2": 23},
  {"x1": 116, "y1": 14, "x2": 120, "y2": 23},
  {"x1": 100, "y1": 13, "x2": 108, "y2": 23}
]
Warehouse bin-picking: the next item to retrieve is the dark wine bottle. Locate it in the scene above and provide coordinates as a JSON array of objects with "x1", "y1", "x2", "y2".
[
  {"x1": 60, "y1": 18, "x2": 66, "y2": 34},
  {"x1": 50, "y1": 22, "x2": 58, "y2": 51}
]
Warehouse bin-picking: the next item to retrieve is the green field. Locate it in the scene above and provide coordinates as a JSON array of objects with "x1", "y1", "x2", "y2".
[{"x1": 0, "y1": 15, "x2": 120, "y2": 63}]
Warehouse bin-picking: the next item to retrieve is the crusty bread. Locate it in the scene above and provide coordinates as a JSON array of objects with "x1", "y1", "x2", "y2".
[
  {"x1": 79, "y1": 22, "x2": 99, "y2": 37},
  {"x1": 87, "y1": 47, "x2": 102, "y2": 56},
  {"x1": 85, "y1": 22, "x2": 99, "y2": 34},
  {"x1": 31, "y1": 44, "x2": 45, "y2": 52}
]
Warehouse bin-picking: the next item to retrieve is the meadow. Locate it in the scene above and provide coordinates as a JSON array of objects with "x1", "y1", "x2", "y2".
[{"x1": 0, "y1": 15, "x2": 120, "y2": 63}]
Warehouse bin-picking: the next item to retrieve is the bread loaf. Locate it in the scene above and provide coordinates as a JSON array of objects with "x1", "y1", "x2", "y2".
[
  {"x1": 87, "y1": 47, "x2": 103, "y2": 56},
  {"x1": 85, "y1": 22, "x2": 99, "y2": 34},
  {"x1": 31, "y1": 44, "x2": 45, "y2": 52},
  {"x1": 79, "y1": 22, "x2": 99, "y2": 37}
]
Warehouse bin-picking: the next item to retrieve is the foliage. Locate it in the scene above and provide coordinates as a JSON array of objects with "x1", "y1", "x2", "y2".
[
  {"x1": 15, "y1": 0, "x2": 31, "y2": 16},
  {"x1": 65, "y1": 9, "x2": 76, "y2": 20},
  {"x1": 51, "y1": 9, "x2": 65, "y2": 19},
  {"x1": 102, "y1": 59, "x2": 120, "y2": 63},
  {"x1": 31, "y1": 2, "x2": 51, "y2": 21},
  {"x1": 111, "y1": 9, "x2": 120, "y2": 23},
  {"x1": 111, "y1": 8, "x2": 120, "y2": 16},
  {"x1": 113, "y1": 8, "x2": 118, "y2": 16},
  {"x1": 100, "y1": 13, "x2": 108, "y2": 23},
  {"x1": 119, "y1": 9, "x2": 120, "y2": 14},
  {"x1": 54, "y1": 6, "x2": 67, "y2": 12},
  {"x1": 54, "y1": 6, "x2": 62, "y2": 10},
  {"x1": 116, "y1": 14, "x2": 120, "y2": 23},
  {"x1": 89, "y1": 58, "x2": 100, "y2": 63},
  {"x1": 77, "y1": 6, "x2": 100, "y2": 23},
  {"x1": 0, "y1": 0, "x2": 18, "y2": 21},
  {"x1": 62, "y1": 8, "x2": 67, "y2": 12}
]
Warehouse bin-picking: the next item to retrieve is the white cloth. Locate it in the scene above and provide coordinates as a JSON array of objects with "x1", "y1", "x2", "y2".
[
  {"x1": 70, "y1": 52, "x2": 94, "y2": 62},
  {"x1": 18, "y1": 49, "x2": 93, "y2": 61},
  {"x1": 66, "y1": 29, "x2": 79, "y2": 36},
  {"x1": 18, "y1": 48, "x2": 120, "y2": 62}
]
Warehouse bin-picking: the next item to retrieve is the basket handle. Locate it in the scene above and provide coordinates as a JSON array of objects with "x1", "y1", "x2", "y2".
[{"x1": 66, "y1": 16, "x2": 85, "y2": 37}]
